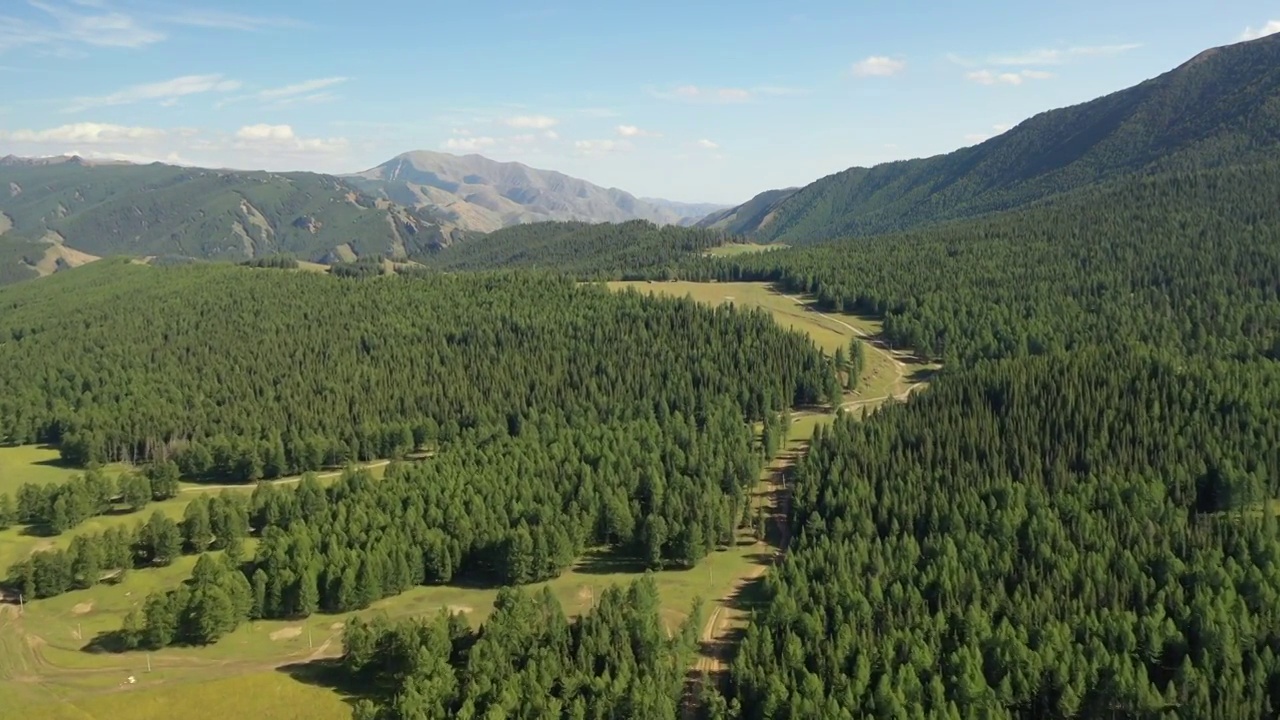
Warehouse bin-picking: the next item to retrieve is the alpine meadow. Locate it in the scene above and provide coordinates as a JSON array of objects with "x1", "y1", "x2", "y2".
[{"x1": 2, "y1": 5, "x2": 1280, "y2": 720}]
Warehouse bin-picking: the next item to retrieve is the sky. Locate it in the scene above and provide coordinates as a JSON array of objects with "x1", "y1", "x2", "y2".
[{"x1": 0, "y1": 1, "x2": 1277, "y2": 204}]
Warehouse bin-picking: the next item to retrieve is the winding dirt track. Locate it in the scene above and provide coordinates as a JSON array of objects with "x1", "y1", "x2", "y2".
[{"x1": 689, "y1": 295, "x2": 927, "y2": 684}]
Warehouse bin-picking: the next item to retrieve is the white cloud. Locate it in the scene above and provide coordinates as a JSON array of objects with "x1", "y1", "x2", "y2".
[
  {"x1": 717, "y1": 88, "x2": 752, "y2": 101},
  {"x1": 0, "y1": 122, "x2": 165, "y2": 143},
  {"x1": 235, "y1": 124, "x2": 293, "y2": 141},
  {"x1": 1241, "y1": 20, "x2": 1280, "y2": 41},
  {"x1": 25, "y1": 0, "x2": 165, "y2": 49},
  {"x1": 443, "y1": 136, "x2": 497, "y2": 152},
  {"x1": 851, "y1": 56, "x2": 906, "y2": 77},
  {"x1": 543, "y1": 130, "x2": 559, "y2": 140},
  {"x1": 697, "y1": 139, "x2": 719, "y2": 150},
  {"x1": 617, "y1": 125, "x2": 660, "y2": 138},
  {"x1": 0, "y1": 121, "x2": 352, "y2": 172},
  {"x1": 65, "y1": 73, "x2": 241, "y2": 112},
  {"x1": 502, "y1": 115, "x2": 558, "y2": 129},
  {"x1": 965, "y1": 69, "x2": 1053, "y2": 86},
  {"x1": 233, "y1": 124, "x2": 347, "y2": 153},
  {"x1": 257, "y1": 76, "x2": 347, "y2": 100}
]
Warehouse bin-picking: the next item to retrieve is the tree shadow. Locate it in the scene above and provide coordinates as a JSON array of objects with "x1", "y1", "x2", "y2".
[
  {"x1": 276, "y1": 658, "x2": 382, "y2": 713},
  {"x1": 572, "y1": 549, "x2": 666, "y2": 576},
  {"x1": 82, "y1": 629, "x2": 134, "y2": 654},
  {"x1": 905, "y1": 366, "x2": 939, "y2": 384}
]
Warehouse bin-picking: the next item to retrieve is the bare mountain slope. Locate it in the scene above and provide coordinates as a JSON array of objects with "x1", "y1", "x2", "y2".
[{"x1": 351, "y1": 151, "x2": 724, "y2": 232}]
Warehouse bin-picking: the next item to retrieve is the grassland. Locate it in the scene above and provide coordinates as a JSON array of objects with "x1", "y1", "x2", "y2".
[{"x1": 702, "y1": 242, "x2": 788, "y2": 257}]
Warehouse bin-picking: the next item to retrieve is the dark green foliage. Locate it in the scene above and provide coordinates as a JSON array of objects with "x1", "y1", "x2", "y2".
[
  {"x1": 0, "y1": 160, "x2": 451, "y2": 270},
  {"x1": 706, "y1": 162, "x2": 1280, "y2": 364},
  {"x1": 0, "y1": 262, "x2": 829, "y2": 476},
  {"x1": 712, "y1": 34, "x2": 1280, "y2": 243},
  {"x1": 240, "y1": 255, "x2": 300, "y2": 269},
  {"x1": 137, "y1": 511, "x2": 182, "y2": 566},
  {"x1": 0, "y1": 237, "x2": 43, "y2": 285},
  {"x1": 847, "y1": 338, "x2": 866, "y2": 390},
  {"x1": 0, "y1": 493, "x2": 15, "y2": 529},
  {"x1": 125, "y1": 554, "x2": 252, "y2": 648},
  {"x1": 240, "y1": 407, "x2": 756, "y2": 620},
  {"x1": 6, "y1": 525, "x2": 134, "y2": 598},
  {"x1": 329, "y1": 255, "x2": 388, "y2": 278},
  {"x1": 341, "y1": 576, "x2": 699, "y2": 718},
  {"x1": 6, "y1": 490, "x2": 252, "y2": 600},
  {"x1": 728, "y1": 350, "x2": 1280, "y2": 718},
  {"x1": 145, "y1": 460, "x2": 181, "y2": 500},
  {"x1": 425, "y1": 219, "x2": 727, "y2": 277},
  {"x1": 11, "y1": 468, "x2": 116, "y2": 534}
]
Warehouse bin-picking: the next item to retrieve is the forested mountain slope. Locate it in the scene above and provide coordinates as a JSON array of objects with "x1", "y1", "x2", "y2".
[
  {"x1": 699, "y1": 160, "x2": 1280, "y2": 364},
  {"x1": 703, "y1": 33, "x2": 1280, "y2": 243},
  {"x1": 688, "y1": 129, "x2": 1280, "y2": 719},
  {"x1": 0, "y1": 158, "x2": 459, "y2": 269},
  {"x1": 423, "y1": 219, "x2": 728, "y2": 277},
  {"x1": 352, "y1": 151, "x2": 720, "y2": 232}
]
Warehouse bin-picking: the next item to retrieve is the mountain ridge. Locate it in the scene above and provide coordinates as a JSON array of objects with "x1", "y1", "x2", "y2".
[
  {"x1": 700, "y1": 33, "x2": 1280, "y2": 243},
  {"x1": 350, "y1": 150, "x2": 726, "y2": 232},
  {"x1": 0, "y1": 160, "x2": 461, "y2": 281}
]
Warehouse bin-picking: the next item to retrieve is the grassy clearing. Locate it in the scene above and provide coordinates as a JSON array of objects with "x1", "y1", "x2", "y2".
[
  {"x1": 703, "y1": 242, "x2": 788, "y2": 257},
  {"x1": 0, "y1": 445, "x2": 131, "y2": 496}
]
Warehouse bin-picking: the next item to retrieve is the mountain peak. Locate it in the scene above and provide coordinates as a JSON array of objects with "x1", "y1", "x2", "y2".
[{"x1": 349, "y1": 151, "x2": 716, "y2": 233}]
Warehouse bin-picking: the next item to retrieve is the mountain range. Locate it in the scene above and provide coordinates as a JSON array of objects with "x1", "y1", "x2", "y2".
[
  {"x1": 348, "y1": 151, "x2": 724, "y2": 232},
  {"x1": 2, "y1": 33, "x2": 1279, "y2": 283},
  {"x1": 702, "y1": 32, "x2": 1280, "y2": 243}
]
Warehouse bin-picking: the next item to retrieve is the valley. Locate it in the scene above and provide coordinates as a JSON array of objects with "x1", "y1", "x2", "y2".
[
  {"x1": 0, "y1": 281, "x2": 897, "y2": 719},
  {"x1": 1, "y1": 13, "x2": 1279, "y2": 720}
]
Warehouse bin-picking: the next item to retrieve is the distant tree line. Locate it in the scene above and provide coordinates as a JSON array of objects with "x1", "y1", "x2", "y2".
[{"x1": 424, "y1": 219, "x2": 729, "y2": 279}]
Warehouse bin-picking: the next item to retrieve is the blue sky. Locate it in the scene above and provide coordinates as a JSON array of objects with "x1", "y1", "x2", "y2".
[{"x1": 0, "y1": 1, "x2": 1276, "y2": 203}]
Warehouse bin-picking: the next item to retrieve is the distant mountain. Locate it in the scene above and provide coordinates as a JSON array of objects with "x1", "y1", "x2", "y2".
[
  {"x1": 0, "y1": 158, "x2": 460, "y2": 282},
  {"x1": 638, "y1": 197, "x2": 732, "y2": 226},
  {"x1": 695, "y1": 187, "x2": 799, "y2": 235},
  {"x1": 351, "y1": 151, "x2": 723, "y2": 232},
  {"x1": 705, "y1": 33, "x2": 1280, "y2": 244}
]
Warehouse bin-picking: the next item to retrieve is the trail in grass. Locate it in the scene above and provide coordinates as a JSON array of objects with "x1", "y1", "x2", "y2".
[{"x1": 179, "y1": 459, "x2": 394, "y2": 493}]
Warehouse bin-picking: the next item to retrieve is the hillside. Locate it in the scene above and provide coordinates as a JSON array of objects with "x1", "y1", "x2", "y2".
[
  {"x1": 0, "y1": 158, "x2": 461, "y2": 276},
  {"x1": 423, "y1": 219, "x2": 727, "y2": 277},
  {"x1": 703, "y1": 33, "x2": 1280, "y2": 243},
  {"x1": 695, "y1": 187, "x2": 799, "y2": 235},
  {"x1": 352, "y1": 151, "x2": 724, "y2": 232}
]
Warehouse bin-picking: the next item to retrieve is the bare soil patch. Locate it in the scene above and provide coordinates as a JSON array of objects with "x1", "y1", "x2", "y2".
[{"x1": 269, "y1": 626, "x2": 303, "y2": 641}]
